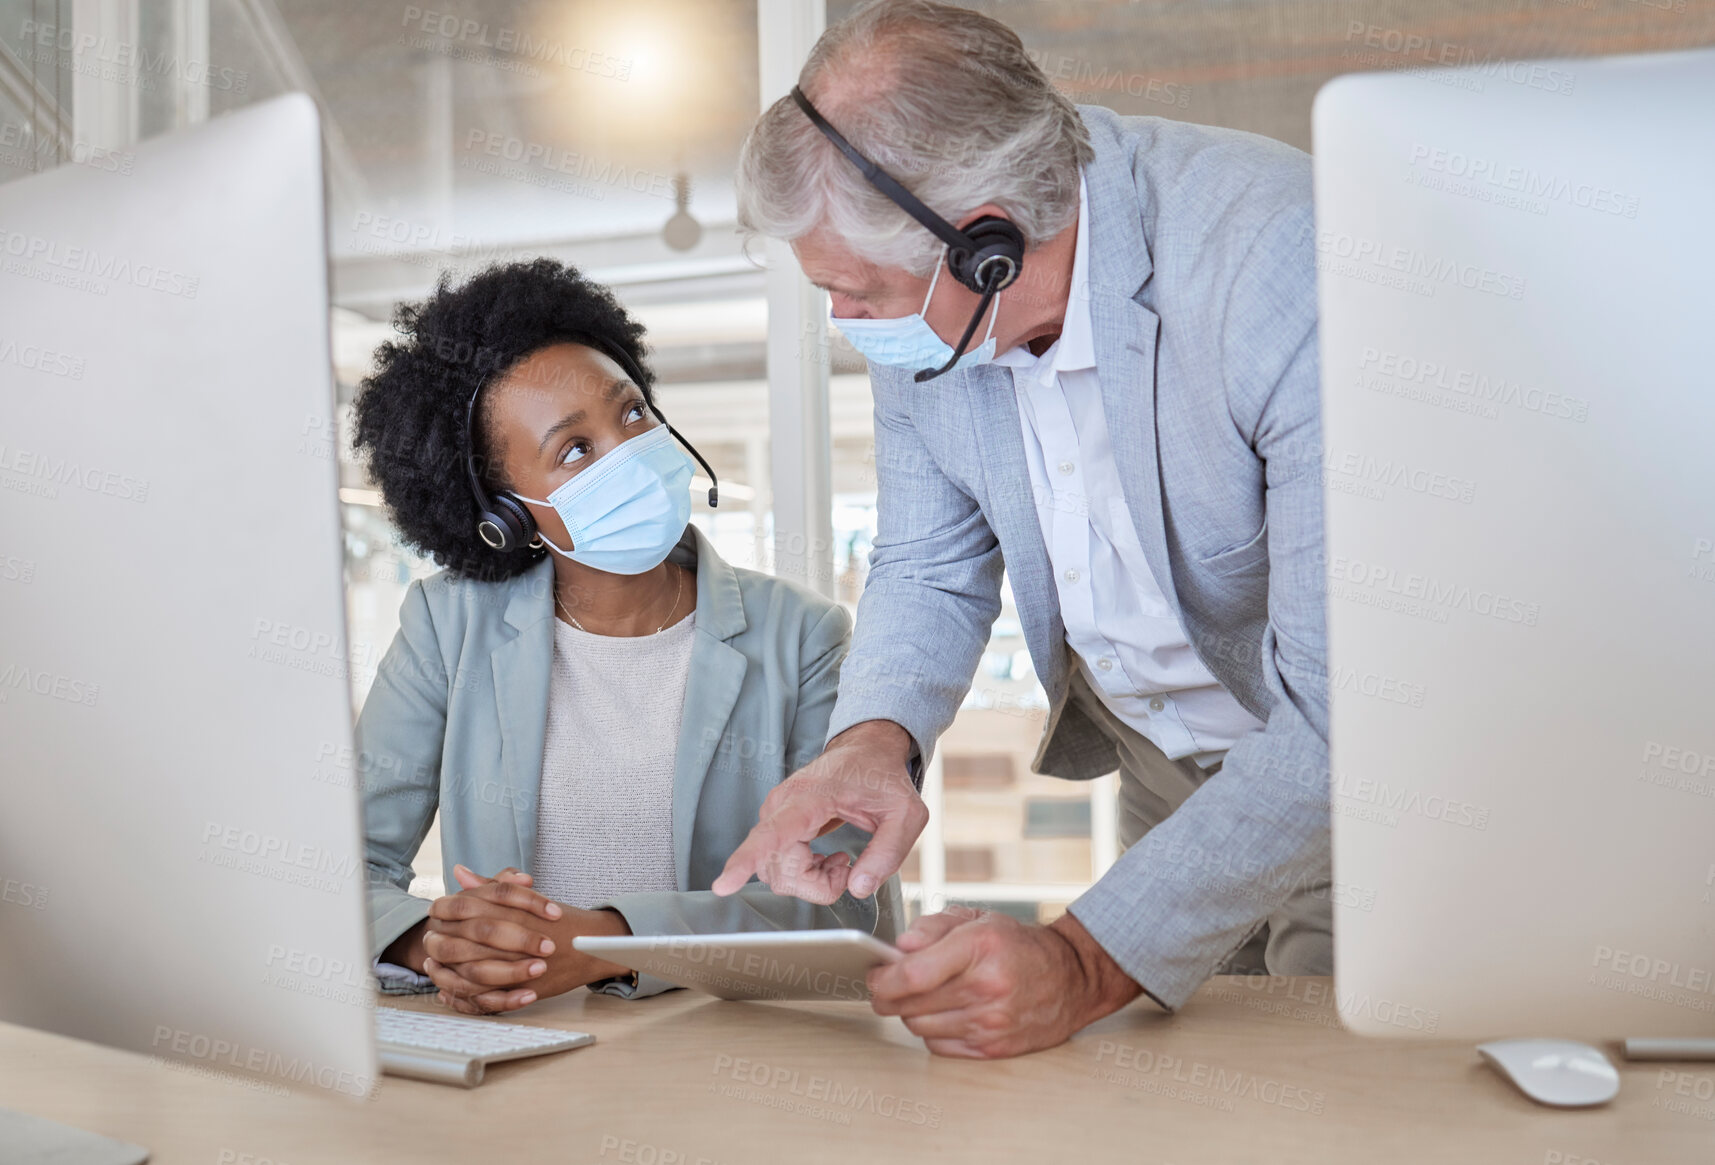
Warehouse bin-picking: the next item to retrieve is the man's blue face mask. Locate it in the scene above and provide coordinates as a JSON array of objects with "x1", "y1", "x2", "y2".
[
  {"x1": 512, "y1": 423, "x2": 694, "y2": 576},
  {"x1": 830, "y1": 251, "x2": 1001, "y2": 372}
]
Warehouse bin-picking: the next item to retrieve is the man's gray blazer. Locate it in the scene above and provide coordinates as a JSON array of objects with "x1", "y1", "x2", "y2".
[{"x1": 825, "y1": 104, "x2": 1329, "y2": 1010}]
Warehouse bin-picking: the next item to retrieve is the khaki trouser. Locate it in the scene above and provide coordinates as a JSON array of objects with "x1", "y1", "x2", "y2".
[{"x1": 1068, "y1": 668, "x2": 1333, "y2": 977}]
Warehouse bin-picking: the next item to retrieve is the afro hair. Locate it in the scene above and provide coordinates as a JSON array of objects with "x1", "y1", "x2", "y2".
[{"x1": 351, "y1": 258, "x2": 655, "y2": 581}]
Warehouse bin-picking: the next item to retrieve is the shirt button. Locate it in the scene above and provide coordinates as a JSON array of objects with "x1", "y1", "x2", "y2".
[
  {"x1": 1058, "y1": 460, "x2": 1075, "y2": 475},
  {"x1": 1096, "y1": 657, "x2": 1114, "y2": 671},
  {"x1": 1063, "y1": 568, "x2": 1080, "y2": 583},
  {"x1": 1149, "y1": 697, "x2": 1166, "y2": 712}
]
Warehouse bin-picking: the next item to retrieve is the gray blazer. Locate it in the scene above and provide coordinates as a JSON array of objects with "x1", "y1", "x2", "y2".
[
  {"x1": 359, "y1": 524, "x2": 902, "y2": 998},
  {"x1": 826, "y1": 105, "x2": 1329, "y2": 1010}
]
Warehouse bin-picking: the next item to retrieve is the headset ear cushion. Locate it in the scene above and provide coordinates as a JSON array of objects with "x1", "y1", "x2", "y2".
[
  {"x1": 491, "y1": 493, "x2": 536, "y2": 548},
  {"x1": 475, "y1": 493, "x2": 535, "y2": 553},
  {"x1": 951, "y1": 216, "x2": 1025, "y2": 292}
]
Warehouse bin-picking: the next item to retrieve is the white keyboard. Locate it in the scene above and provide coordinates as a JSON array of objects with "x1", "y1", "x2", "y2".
[{"x1": 375, "y1": 1007, "x2": 594, "y2": 1088}]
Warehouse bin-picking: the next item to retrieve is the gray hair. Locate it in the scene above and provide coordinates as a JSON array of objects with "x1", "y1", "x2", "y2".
[{"x1": 737, "y1": 0, "x2": 1092, "y2": 277}]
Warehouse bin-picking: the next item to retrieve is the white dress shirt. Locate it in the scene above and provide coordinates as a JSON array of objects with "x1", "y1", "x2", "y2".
[{"x1": 993, "y1": 177, "x2": 1264, "y2": 764}]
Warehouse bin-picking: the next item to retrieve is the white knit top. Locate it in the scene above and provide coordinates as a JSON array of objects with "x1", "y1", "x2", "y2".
[{"x1": 528, "y1": 610, "x2": 695, "y2": 908}]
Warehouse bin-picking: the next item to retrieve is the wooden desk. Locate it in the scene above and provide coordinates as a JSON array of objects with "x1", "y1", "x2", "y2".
[{"x1": 0, "y1": 977, "x2": 1703, "y2": 1164}]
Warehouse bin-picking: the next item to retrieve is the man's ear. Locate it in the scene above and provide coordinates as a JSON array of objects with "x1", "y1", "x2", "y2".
[{"x1": 954, "y1": 204, "x2": 1012, "y2": 233}]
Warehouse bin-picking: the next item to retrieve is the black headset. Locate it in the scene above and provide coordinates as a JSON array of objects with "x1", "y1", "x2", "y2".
[
  {"x1": 463, "y1": 334, "x2": 719, "y2": 554},
  {"x1": 789, "y1": 85, "x2": 1024, "y2": 382}
]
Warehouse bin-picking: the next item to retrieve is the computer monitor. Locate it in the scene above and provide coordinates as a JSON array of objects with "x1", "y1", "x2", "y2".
[
  {"x1": 0, "y1": 94, "x2": 377, "y2": 1097},
  {"x1": 1315, "y1": 47, "x2": 1715, "y2": 1040}
]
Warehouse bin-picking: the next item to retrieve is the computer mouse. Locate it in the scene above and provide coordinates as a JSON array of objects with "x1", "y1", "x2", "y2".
[{"x1": 1477, "y1": 1038, "x2": 1620, "y2": 1107}]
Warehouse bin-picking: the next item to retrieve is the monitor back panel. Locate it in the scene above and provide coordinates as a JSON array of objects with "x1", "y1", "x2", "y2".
[
  {"x1": 1314, "y1": 48, "x2": 1715, "y2": 1039},
  {"x1": 0, "y1": 95, "x2": 378, "y2": 1094}
]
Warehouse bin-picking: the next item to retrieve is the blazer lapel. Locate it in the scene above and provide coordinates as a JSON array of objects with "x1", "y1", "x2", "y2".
[
  {"x1": 492, "y1": 558, "x2": 555, "y2": 867},
  {"x1": 668, "y1": 526, "x2": 747, "y2": 888},
  {"x1": 1084, "y1": 127, "x2": 1178, "y2": 613}
]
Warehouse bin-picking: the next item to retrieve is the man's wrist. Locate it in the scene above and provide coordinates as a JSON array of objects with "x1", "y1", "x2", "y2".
[
  {"x1": 1049, "y1": 912, "x2": 1143, "y2": 1026},
  {"x1": 829, "y1": 719, "x2": 914, "y2": 768}
]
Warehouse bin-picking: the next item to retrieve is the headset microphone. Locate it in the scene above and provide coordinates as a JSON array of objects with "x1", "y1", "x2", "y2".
[{"x1": 789, "y1": 86, "x2": 1024, "y2": 383}]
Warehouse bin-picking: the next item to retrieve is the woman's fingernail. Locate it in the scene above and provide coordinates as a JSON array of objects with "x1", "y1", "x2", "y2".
[
  {"x1": 540, "y1": 939, "x2": 555, "y2": 954},
  {"x1": 545, "y1": 903, "x2": 562, "y2": 918},
  {"x1": 519, "y1": 992, "x2": 537, "y2": 1005},
  {"x1": 851, "y1": 875, "x2": 876, "y2": 897},
  {"x1": 529, "y1": 961, "x2": 546, "y2": 976}
]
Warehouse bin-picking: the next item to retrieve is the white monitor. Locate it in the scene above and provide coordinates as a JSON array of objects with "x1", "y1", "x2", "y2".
[
  {"x1": 0, "y1": 94, "x2": 378, "y2": 1096},
  {"x1": 1314, "y1": 47, "x2": 1715, "y2": 1040}
]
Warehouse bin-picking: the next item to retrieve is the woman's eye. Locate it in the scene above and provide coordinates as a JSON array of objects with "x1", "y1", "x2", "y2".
[
  {"x1": 561, "y1": 441, "x2": 590, "y2": 466},
  {"x1": 626, "y1": 403, "x2": 647, "y2": 424}
]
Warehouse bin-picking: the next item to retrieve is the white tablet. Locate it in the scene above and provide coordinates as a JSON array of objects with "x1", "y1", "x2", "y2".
[{"x1": 572, "y1": 929, "x2": 902, "y2": 1002}]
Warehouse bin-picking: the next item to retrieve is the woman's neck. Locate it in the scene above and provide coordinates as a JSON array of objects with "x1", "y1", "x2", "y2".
[{"x1": 550, "y1": 557, "x2": 689, "y2": 636}]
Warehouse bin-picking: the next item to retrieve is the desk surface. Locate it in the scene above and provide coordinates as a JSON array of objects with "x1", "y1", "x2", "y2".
[{"x1": 0, "y1": 977, "x2": 1704, "y2": 1164}]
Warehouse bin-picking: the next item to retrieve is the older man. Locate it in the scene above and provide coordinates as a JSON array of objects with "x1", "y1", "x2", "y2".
[{"x1": 713, "y1": 0, "x2": 1332, "y2": 1058}]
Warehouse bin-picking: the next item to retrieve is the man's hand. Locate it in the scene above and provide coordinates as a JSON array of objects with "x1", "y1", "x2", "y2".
[
  {"x1": 712, "y1": 720, "x2": 926, "y2": 904},
  {"x1": 866, "y1": 906, "x2": 1144, "y2": 1058},
  {"x1": 418, "y1": 865, "x2": 632, "y2": 1014}
]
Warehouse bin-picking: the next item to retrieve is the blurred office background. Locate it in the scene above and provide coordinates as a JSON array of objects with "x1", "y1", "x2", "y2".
[{"x1": 4, "y1": 0, "x2": 1709, "y2": 919}]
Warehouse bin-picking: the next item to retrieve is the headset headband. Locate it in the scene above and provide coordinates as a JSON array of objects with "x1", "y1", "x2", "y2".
[{"x1": 789, "y1": 86, "x2": 977, "y2": 258}]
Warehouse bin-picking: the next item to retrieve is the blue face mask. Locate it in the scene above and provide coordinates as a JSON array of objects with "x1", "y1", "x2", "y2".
[
  {"x1": 830, "y1": 252, "x2": 1001, "y2": 371},
  {"x1": 512, "y1": 423, "x2": 694, "y2": 576}
]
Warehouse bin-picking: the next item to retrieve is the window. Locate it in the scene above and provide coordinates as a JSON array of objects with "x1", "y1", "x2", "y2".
[{"x1": 943, "y1": 754, "x2": 1015, "y2": 790}]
